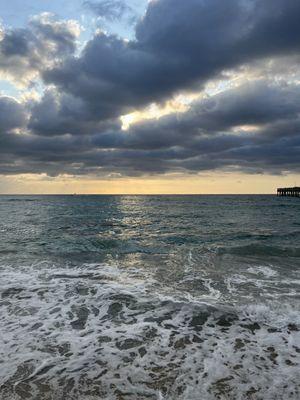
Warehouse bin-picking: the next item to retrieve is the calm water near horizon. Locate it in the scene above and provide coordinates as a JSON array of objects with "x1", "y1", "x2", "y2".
[{"x1": 0, "y1": 195, "x2": 299, "y2": 399}]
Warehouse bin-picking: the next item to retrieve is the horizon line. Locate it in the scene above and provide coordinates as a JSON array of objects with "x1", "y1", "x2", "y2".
[{"x1": 0, "y1": 193, "x2": 278, "y2": 196}]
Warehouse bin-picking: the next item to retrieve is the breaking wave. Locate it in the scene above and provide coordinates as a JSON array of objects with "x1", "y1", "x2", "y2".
[{"x1": 0, "y1": 262, "x2": 299, "y2": 400}]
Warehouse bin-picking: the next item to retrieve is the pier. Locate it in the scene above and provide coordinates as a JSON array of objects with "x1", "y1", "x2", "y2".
[{"x1": 277, "y1": 187, "x2": 300, "y2": 197}]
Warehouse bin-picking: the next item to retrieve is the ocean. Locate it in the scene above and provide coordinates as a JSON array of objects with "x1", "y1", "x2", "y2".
[{"x1": 0, "y1": 195, "x2": 299, "y2": 399}]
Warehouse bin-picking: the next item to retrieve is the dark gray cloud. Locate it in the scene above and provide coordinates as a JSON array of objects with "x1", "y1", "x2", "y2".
[
  {"x1": 28, "y1": 90, "x2": 120, "y2": 136},
  {"x1": 1, "y1": 80, "x2": 300, "y2": 177},
  {"x1": 43, "y1": 0, "x2": 300, "y2": 121},
  {"x1": 1, "y1": 0, "x2": 300, "y2": 178},
  {"x1": 0, "y1": 96, "x2": 28, "y2": 132},
  {"x1": 87, "y1": 81, "x2": 300, "y2": 152},
  {"x1": 84, "y1": 0, "x2": 133, "y2": 21}
]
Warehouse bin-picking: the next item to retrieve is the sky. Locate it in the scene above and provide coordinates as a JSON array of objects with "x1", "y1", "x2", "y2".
[{"x1": 0, "y1": 0, "x2": 299, "y2": 194}]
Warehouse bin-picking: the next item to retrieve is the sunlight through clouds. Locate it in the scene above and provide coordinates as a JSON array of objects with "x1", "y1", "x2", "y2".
[{"x1": 0, "y1": 0, "x2": 299, "y2": 193}]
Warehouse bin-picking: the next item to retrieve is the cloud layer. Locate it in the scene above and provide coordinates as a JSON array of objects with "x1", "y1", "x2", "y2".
[{"x1": 0, "y1": 0, "x2": 299, "y2": 177}]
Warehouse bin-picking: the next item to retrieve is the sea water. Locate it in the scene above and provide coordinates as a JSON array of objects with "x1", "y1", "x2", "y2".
[{"x1": 0, "y1": 195, "x2": 299, "y2": 399}]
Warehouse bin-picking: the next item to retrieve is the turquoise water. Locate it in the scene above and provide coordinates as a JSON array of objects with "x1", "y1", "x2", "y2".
[{"x1": 0, "y1": 195, "x2": 299, "y2": 399}]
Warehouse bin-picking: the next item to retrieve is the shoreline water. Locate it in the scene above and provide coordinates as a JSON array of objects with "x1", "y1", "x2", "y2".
[{"x1": 0, "y1": 195, "x2": 299, "y2": 399}]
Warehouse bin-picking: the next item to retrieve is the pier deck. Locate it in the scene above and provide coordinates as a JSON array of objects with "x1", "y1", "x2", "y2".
[{"x1": 277, "y1": 187, "x2": 300, "y2": 197}]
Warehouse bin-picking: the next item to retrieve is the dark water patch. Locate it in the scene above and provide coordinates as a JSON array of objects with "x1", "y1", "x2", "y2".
[
  {"x1": 5, "y1": 198, "x2": 36, "y2": 202},
  {"x1": 2, "y1": 287, "x2": 25, "y2": 298},
  {"x1": 70, "y1": 305, "x2": 89, "y2": 330},
  {"x1": 218, "y1": 244, "x2": 300, "y2": 258}
]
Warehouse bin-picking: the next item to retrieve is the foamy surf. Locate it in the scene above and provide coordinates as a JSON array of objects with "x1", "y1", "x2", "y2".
[{"x1": 0, "y1": 262, "x2": 299, "y2": 400}]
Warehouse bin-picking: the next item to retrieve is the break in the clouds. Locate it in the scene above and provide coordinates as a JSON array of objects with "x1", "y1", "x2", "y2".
[{"x1": 0, "y1": 0, "x2": 300, "y2": 177}]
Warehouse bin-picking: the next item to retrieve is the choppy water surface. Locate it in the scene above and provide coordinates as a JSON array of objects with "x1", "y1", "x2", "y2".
[{"x1": 0, "y1": 195, "x2": 299, "y2": 399}]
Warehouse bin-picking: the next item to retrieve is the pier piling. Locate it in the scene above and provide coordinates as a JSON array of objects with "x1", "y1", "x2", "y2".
[{"x1": 277, "y1": 187, "x2": 300, "y2": 197}]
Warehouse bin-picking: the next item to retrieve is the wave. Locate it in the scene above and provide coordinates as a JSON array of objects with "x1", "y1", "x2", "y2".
[
  {"x1": 4, "y1": 198, "x2": 36, "y2": 202},
  {"x1": 0, "y1": 262, "x2": 299, "y2": 400},
  {"x1": 218, "y1": 244, "x2": 300, "y2": 258}
]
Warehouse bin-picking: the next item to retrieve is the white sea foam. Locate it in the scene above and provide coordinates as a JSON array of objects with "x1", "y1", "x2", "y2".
[
  {"x1": 247, "y1": 265, "x2": 278, "y2": 278},
  {"x1": 0, "y1": 262, "x2": 299, "y2": 400}
]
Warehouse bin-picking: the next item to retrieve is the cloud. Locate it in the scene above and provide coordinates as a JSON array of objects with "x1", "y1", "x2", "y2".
[
  {"x1": 0, "y1": 96, "x2": 28, "y2": 132},
  {"x1": 43, "y1": 0, "x2": 300, "y2": 121},
  {"x1": 84, "y1": 0, "x2": 133, "y2": 21},
  {"x1": 1, "y1": 0, "x2": 300, "y2": 178},
  {"x1": 1, "y1": 80, "x2": 300, "y2": 177},
  {"x1": 0, "y1": 13, "x2": 80, "y2": 86},
  {"x1": 28, "y1": 89, "x2": 120, "y2": 136}
]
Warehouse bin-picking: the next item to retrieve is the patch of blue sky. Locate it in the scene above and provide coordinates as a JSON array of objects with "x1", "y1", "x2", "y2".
[
  {"x1": 0, "y1": 1, "x2": 148, "y2": 95},
  {"x1": 0, "y1": 80, "x2": 21, "y2": 98},
  {"x1": 0, "y1": 0, "x2": 147, "y2": 39}
]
